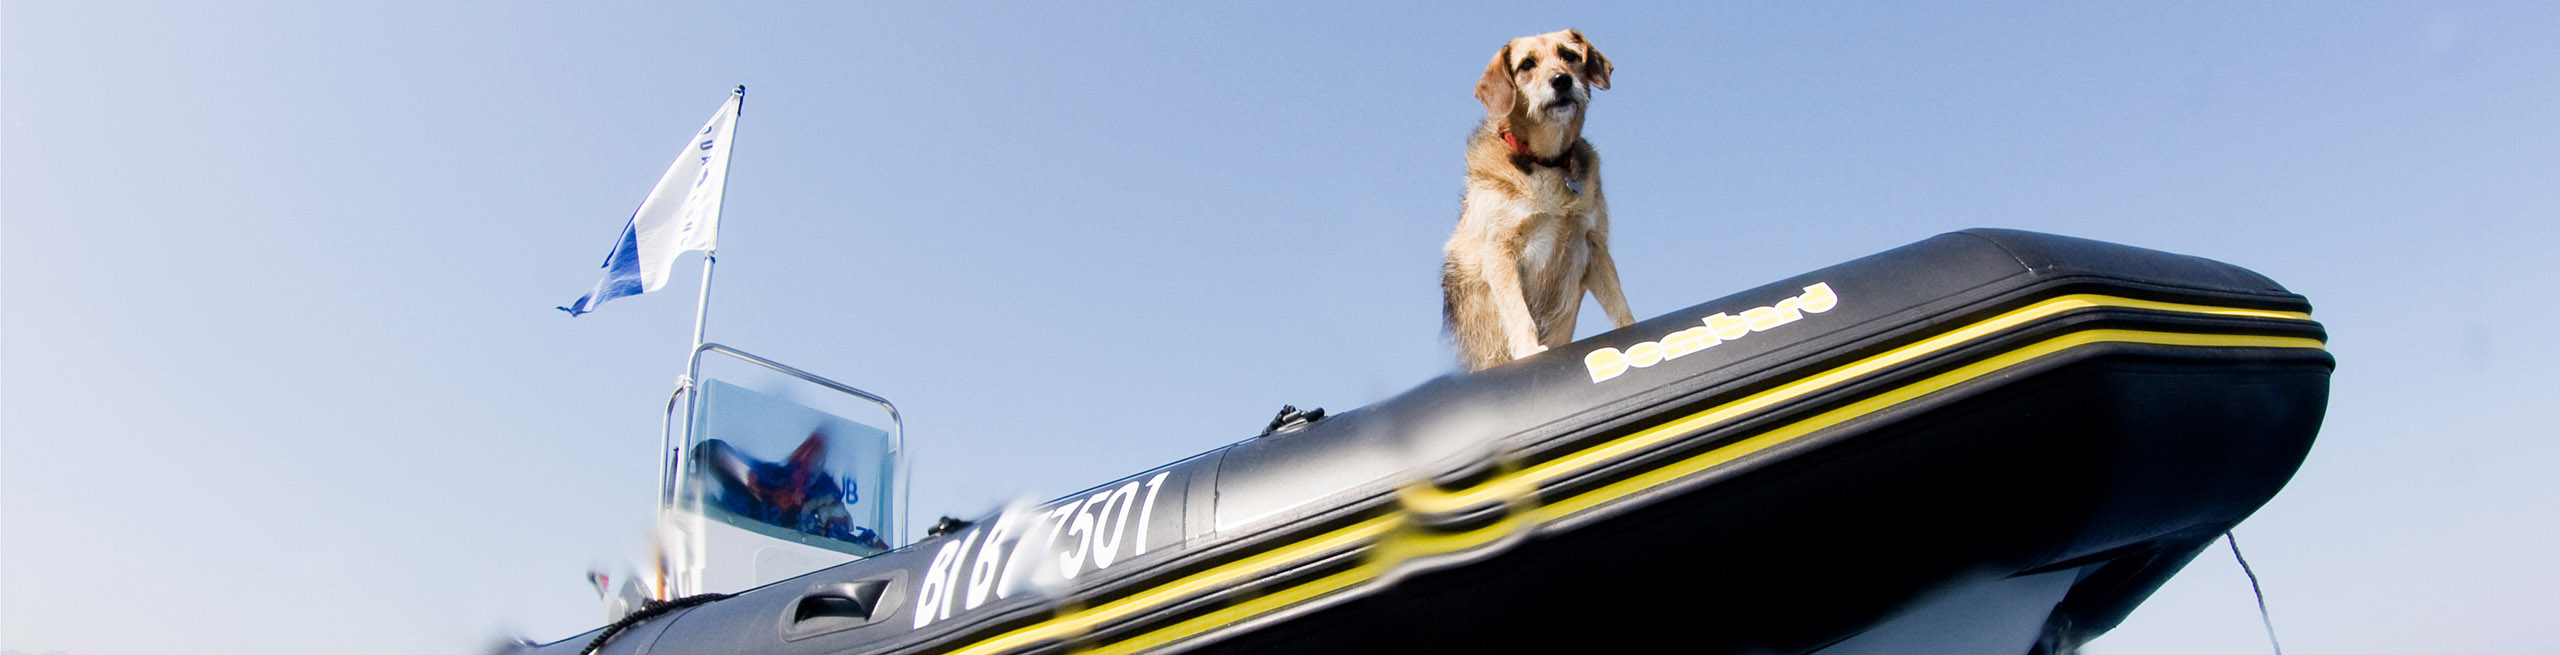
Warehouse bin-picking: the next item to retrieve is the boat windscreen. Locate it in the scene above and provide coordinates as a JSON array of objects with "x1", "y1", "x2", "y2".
[{"x1": 678, "y1": 378, "x2": 896, "y2": 556}]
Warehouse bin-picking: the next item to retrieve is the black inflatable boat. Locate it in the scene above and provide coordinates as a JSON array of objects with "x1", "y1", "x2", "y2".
[{"x1": 512, "y1": 229, "x2": 2331, "y2": 655}]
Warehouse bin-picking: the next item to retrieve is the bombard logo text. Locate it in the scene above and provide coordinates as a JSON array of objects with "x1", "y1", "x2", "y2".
[{"x1": 1584, "y1": 283, "x2": 1840, "y2": 383}]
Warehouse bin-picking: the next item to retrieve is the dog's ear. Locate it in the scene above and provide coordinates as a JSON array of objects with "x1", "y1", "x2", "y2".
[
  {"x1": 1571, "y1": 31, "x2": 1612, "y2": 90},
  {"x1": 1475, "y1": 43, "x2": 1516, "y2": 118}
]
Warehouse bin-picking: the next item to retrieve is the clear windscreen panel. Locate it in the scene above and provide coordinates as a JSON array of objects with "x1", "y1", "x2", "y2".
[{"x1": 678, "y1": 377, "x2": 897, "y2": 557}]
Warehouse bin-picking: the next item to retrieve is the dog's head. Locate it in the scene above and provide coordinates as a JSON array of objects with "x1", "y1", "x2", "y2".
[{"x1": 1476, "y1": 30, "x2": 1612, "y2": 133}]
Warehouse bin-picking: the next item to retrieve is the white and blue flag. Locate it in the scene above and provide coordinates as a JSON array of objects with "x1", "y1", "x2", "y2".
[{"x1": 562, "y1": 87, "x2": 744, "y2": 316}]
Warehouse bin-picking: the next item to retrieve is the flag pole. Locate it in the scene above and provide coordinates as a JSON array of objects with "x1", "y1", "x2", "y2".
[
  {"x1": 669, "y1": 85, "x2": 741, "y2": 478},
  {"x1": 661, "y1": 88, "x2": 743, "y2": 590},
  {"x1": 688, "y1": 85, "x2": 743, "y2": 368},
  {"x1": 664, "y1": 251, "x2": 714, "y2": 508},
  {"x1": 687, "y1": 253, "x2": 717, "y2": 373},
  {"x1": 662, "y1": 251, "x2": 714, "y2": 548}
]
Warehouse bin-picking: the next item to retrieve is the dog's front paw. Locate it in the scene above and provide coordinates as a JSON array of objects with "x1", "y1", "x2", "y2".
[{"x1": 1512, "y1": 343, "x2": 1551, "y2": 360}]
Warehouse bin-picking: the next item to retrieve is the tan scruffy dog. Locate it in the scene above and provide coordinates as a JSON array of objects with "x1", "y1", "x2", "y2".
[{"x1": 1443, "y1": 30, "x2": 1635, "y2": 372}]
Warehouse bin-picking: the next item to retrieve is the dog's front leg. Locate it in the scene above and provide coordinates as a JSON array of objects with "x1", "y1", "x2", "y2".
[
  {"x1": 1479, "y1": 230, "x2": 1551, "y2": 360},
  {"x1": 1584, "y1": 231, "x2": 1637, "y2": 329}
]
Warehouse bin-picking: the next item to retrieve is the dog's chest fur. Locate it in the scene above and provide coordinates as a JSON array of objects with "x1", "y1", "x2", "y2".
[
  {"x1": 1514, "y1": 171, "x2": 1600, "y2": 317},
  {"x1": 1474, "y1": 142, "x2": 1604, "y2": 314}
]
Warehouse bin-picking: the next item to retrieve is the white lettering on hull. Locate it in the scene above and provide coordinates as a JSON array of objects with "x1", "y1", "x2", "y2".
[
  {"x1": 915, "y1": 471, "x2": 1176, "y2": 629},
  {"x1": 1584, "y1": 283, "x2": 1840, "y2": 383}
]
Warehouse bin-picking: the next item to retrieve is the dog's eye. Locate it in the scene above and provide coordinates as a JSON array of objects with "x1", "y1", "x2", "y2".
[
  {"x1": 1515, "y1": 55, "x2": 1538, "y2": 73},
  {"x1": 1556, "y1": 47, "x2": 1581, "y2": 65}
]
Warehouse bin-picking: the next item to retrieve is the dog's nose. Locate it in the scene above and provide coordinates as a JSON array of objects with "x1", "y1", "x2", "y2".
[{"x1": 1549, "y1": 73, "x2": 1576, "y2": 94}]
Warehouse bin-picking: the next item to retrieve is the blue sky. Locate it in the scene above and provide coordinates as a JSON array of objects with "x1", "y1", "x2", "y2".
[{"x1": 4, "y1": 2, "x2": 2555, "y2": 653}]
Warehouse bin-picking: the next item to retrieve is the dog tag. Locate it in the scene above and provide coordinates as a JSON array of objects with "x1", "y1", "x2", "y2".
[{"x1": 1566, "y1": 177, "x2": 1584, "y2": 195}]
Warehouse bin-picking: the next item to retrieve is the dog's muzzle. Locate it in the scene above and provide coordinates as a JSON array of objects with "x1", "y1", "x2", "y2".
[{"x1": 1542, "y1": 74, "x2": 1582, "y2": 111}]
